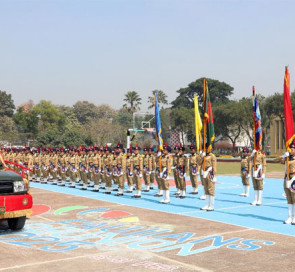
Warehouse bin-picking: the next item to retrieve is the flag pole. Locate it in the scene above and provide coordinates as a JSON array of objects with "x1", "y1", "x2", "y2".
[
  {"x1": 285, "y1": 66, "x2": 290, "y2": 179},
  {"x1": 203, "y1": 78, "x2": 207, "y2": 171},
  {"x1": 252, "y1": 86, "x2": 257, "y2": 169}
]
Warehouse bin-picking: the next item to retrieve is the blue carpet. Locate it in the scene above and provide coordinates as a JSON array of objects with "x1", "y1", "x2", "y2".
[{"x1": 30, "y1": 176, "x2": 295, "y2": 237}]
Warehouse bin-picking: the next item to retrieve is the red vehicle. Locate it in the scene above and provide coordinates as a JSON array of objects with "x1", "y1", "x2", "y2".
[{"x1": 0, "y1": 156, "x2": 33, "y2": 230}]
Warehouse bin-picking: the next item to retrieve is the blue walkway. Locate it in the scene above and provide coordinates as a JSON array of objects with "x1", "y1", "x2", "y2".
[{"x1": 30, "y1": 176, "x2": 295, "y2": 237}]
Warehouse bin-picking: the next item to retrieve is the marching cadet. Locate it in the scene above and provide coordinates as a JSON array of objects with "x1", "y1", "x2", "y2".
[
  {"x1": 92, "y1": 147, "x2": 100, "y2": 192},
  {"x1": 126, "y1": 145, "x2": 134, "y2": 193},
  {"x1": 154, "y1": 147, "x2": 163, "y2": 197},
  {"x1": 240, "y1": 147, "x2": 251, "y2": 197},
  {"x1": 132, "y1": 144, "x2": 143, "y2": 198},
  {"x1": 172, "y1": 145, "x2": 180, "y2": 196},
  {"x1": 68, "y1": 149, "x2": 77, "y2": 187},
  {"x1": 177, "y1": 145, "x2": 187, "y2": 199},
  {"x1": 111, "y1": 150, "x2": 119, "y2": 191},
  {"x1": 200, "y1": 144, "x2": 217, "y2": 211},
  {"x1": 51, "y1": 149, "x2": 59, "y2": 185},
  {"x1": 158, "y1": 143, "x2": 172, "y2": 204},
  {"x1": 100, "y1": 146, "x2": 107, "y2": 190},
  {"x1": 149, "y1": 146, "x2": 155, "y2": 189},
  {"x1": 276, "y1": 141, "x2": 295, "y2": 224},
  {"x1": 116, "y1": 143, "x2": 126, "y2": 196},
  {"x1": 59, "y1": 148, "x2": 68, "y2": 187},
  {"x1": 103, "y1": 146, "x2": 113, "y2": 194},
  {"x1": 23, "y1": 147, "x2": 33, "y2": 181},
  {"x1": 41, "y1": 148, "x2": 50, "y2": 184},
  {"x1": 34, "y1": 149, "x2": 42, "y2": 182},
  {"x1": 143, "y1": 146, "x2": 152, "y2": 192},
  {"x1": 188, "y1": 144, "x2": 199, "y2": 195},
  {"x1": 250, "y1": 147, "x2": 266, "y2": 206},
  {"x1": 80, "y1": 148, "x2": 89, "y2": 190},
  {"x1": 87, "y1": 148, "x2": 95, "y2": 187}
]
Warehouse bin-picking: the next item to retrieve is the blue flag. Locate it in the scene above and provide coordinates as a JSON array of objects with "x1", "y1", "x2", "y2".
[{"x1": 154, "y1": 92, "x2": 163, "y2": 150}]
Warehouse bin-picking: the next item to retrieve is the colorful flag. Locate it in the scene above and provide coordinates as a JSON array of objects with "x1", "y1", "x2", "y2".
[
  {"x1": 194, "y1": 94, "x2": 202, "y2": 153},
  {"x1": 284, "y1": 66, "x2": 295, "y2": 150},
  {"x1": 252, "y1": 86, "x2": 262, "y2": 151},
  {"x1": 154, "y1": 92, "x2": 163, "y2": 150},
  {"x1": 203, "y1": 79, "x2": 215, "y2": 152}
]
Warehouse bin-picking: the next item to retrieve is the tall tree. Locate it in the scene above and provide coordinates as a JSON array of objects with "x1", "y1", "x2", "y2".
[
  {"x1": 123, "y1": 91, "x2": 142, "y2": 125},
  {"x1": 33, "y1": 100, "x2": 66, "y2": 132},
  {"x1": 171, "y1": 78, "x2": 234, "y2": 111},
  {"x1": 0, "y1": 90, "x2": 15, "y2": 117},
  {"x1": 147, "y1": 90, "x2": 168, "y2": 109},
  {"x1": 73, "y1": 101, "x2": 99, "y2": 123},
  {"x1": 214, "y1": 101, "x2": 243, "y2": 152}
]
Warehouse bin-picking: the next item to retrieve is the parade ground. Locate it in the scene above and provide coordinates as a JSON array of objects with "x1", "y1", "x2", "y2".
[{"x1": 1, "y1": 175, "x2": 294, "y2": 272}]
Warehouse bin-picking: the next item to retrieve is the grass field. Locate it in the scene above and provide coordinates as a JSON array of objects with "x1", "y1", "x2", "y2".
[{"x1": 217, "y1": 161, "x2": 284, "y2": 175}]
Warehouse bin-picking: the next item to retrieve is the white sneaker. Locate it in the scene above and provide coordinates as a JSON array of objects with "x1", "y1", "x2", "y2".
[
  {"x1": 201, "y1": 195, "x2": 209, "y2": 210},
  {"x1": 251, "y1": 190, "x2": 258, "y2": 205}
]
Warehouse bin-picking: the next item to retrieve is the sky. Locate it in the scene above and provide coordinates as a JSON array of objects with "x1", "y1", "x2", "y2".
[{"x1": 1, "y1": 0, "x2": 295, "y2": 112}]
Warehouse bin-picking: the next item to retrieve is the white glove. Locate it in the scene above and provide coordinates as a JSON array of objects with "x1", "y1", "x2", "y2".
[
  {"x1": 262, "y1": 173, "x2": 265, "y2": 179},
  {"x1": 120, "y1": 172, "x2": 124, "y2": 176},
  {"x1": 157, "y1": 152, "x2": 161, "y2": 157},
  {"x1": 213, "y1": 177, "x2": 217, "y2": 183},
  {"x1": 199, "y1": 151, "x2": 203, "y2": 155},
  {"x1": 85, "y1": 170, "x2": 88, "y2": 174},
  {"x1": 282, "y1": 152, "x2": 289, "y2": 159},
  {"x1": 202, "y1": 152, "x2": 206, "y2": 158},
  {"x1": 247, "y1": 174, "x2": 250, "y2": 178},
  {"x1": 151, "y1": 170, "x2": 155, "y2": 173},
  {"x1": 197, "y1": 171, "x2": 200, "y2": 175},
  {"x1": 251, "y1": 150, "x2": 257, "y2": 157},
  {"x1": 129, "y1": 172, "x2": 133, "y2": 175},
  {"x1": 162, "y1": 167, "x2": 167, "y2": 172},
  {"x1": 183, "y1": 173, "x2": 186, "y2": 178},
  {"x1": 139, "y1": 174, "x2": 142, "y2": 178},
  {"x1": 171, "y1": 166, "x2": 175, "y2": 170}
]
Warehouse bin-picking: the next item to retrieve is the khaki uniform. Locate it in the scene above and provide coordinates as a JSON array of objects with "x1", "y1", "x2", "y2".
[
  {"x1": 173, "y1": 153, "x2": 179, "y2": 191},
  {"x1": 189, "y1": 153, "x2": 200, "y2": 191},
  {"x1": 159, "y1": 154, "x2": 171, "y2": 190},
  {"x1": 126, "y1": 154, "x2": 134, "y2": 190},
  {"x1": 201, "y1": 153, "x2": 217, "y2": 196},
  {"x1": 177, "y1": 154, "x2": 187, "y2": 192},
  {"x1": 143, "y1": 154, "x2": 151, "y2": 189},
  {"x1": 251, "y1": 151, "x2": 266, "y2": 190},
  {"x1": 133, "y1": 153, "x2": 143, "y2": 191},
  {"x1": 241, "y1": 155, "x2": 251, "y2": 186},
  {"x1": 117, "y1": 153, "x2": 126, "y2": 190}
]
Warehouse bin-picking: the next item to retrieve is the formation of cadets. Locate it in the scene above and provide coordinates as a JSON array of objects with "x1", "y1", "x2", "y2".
[
  {"x1": 1, "y1": 142, "x2": 217, "y2": 210},
  {"x1": 7, "y1": 140, "x2": 295, "y2": 225}
]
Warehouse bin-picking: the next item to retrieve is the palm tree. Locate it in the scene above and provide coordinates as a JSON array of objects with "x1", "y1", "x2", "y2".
[
  {"x1": 147, "y1": 90, "x2": 168, "y2": 109},
  {"x1": 123, "y1": 91, "x2": 142, "y2": 126}
]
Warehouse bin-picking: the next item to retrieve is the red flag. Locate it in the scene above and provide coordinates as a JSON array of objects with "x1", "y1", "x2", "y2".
[{"x1": 284, "y1": 66, "x2": 295, "y2": 150}]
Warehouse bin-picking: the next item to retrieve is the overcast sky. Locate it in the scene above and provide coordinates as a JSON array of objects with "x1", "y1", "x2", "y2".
[{"x1": 1, "y1": 0, "x2": 295, "y2": 112}]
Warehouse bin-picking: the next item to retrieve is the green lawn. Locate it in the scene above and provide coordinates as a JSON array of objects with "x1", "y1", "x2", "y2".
[{"x1": 217, "y1": 161, "x2": 284, "y2": 175}]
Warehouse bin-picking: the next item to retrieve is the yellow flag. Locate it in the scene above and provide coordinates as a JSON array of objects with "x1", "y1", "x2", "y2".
[{"x1": 194, "y1": 94, "x2": 203, "y2": 153}]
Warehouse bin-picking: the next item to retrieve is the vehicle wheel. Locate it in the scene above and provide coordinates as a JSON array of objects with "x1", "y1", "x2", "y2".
[{"x1": 7, "y1": 216, "x2": 26, "y2": 231}]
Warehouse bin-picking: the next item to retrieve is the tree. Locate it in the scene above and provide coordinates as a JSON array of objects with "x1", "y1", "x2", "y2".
[
  {"x1": 36, "y1": 129, "x2": 62, "y2": 146},
  {"x1": 0, "y1": 116, "x2": 19, "y2": 142},
  {"x1": 123, "y1": 91, "x2": 142, "y2": 125},
  {"x1": 0, "y1": 90, "x2": 15, "y2": 117},
  {"x1": 61, "y1": 130, "x2": 86, "y2": 148},
  {"x1": 73, "y1": 101, "x2": 99, "y2": 123},
  {"x1": 147, "y1": 90, "x2": 168, "y2": 109},
  {"x1": 33, "y1": 100, "x2": 66, "y2": 132},
  {"x1": 214, "y1": 101, "x2": 244, "y2": 152},
  {"x1": 14, "y1": 101, "x2": 39, "y2": 141},
  {"x1": 171, "y1": 78, "x2": 234, "y2": 111}
]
